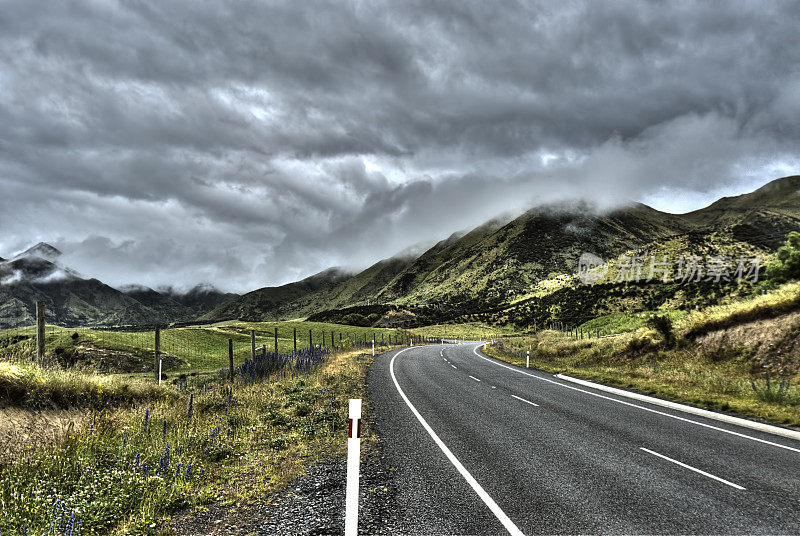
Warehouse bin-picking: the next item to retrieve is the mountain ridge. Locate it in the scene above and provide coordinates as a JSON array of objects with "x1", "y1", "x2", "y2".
[{"x1": 204, "y1": 175, "x2": 800, "y2": 326}]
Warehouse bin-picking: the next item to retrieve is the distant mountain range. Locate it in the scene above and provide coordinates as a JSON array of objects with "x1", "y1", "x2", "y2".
[
  {"x1": 203, "y1": 175, "x2": 800, "y2": 327},
  {"x1": 4, "y1": 176, "x2": 799, "y2": 329},
  {"x1": 0, "y1": 245, "x2": 237, "y2": 328}
]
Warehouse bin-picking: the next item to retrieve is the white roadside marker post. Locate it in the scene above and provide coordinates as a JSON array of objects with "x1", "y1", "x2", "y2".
[
  {"x1": 158, "y1": 358, "x2": 162, "y2": 385},
  {"x1": 372, "y1": 339, "x2": 375, "y2": 356},
  {"x1": 526, "y1": 351, "x2": 529, "y2": 369},
  {"x1": 345, "y1": 399, "x2": 362, "y2": 536}
]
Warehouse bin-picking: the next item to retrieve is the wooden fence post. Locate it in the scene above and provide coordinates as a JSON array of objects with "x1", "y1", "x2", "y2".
[
  {"x1": 154, "y1": 326, "x2": 160, "y2": 382},
  {"x1": 36, "y1": 301, "x2": 45, "y2": 363},
  {"x1": 309, "y1": 329, "x2": 313, "y2": 350},
  {"x1": 228, "y1": 338, "x2": 234, "y2": 382},
  {"x1": 250, "y1": 329, "x2": 256, "y2": 359}
]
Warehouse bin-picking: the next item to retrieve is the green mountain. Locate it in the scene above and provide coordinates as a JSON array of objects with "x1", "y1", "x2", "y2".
[{"x1": 206, "y1": 175, "x2": 800, "y2": 327}]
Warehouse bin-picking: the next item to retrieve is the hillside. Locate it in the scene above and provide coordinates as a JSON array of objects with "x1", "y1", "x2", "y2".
[
  {"x1": 206, "y1": 175, "x2": 800, "y2": 327},
  {"x1": 203, "y1": 256, "x2": 414, "y2": 322}
]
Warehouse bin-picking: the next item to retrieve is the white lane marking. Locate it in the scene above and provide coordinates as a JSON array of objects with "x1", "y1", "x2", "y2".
[
  {"x1": 451, "y1": 364, "x2": 457, "y2": 369},
  {"x1": 639, "y1": 448, "x2": 746, "y2": 490},
  {"x1": 556, "y1": 373, "x2": 800, "y2": 443},
  {"x1": 491, "y1": 386, "x2": 497, "y2": 389},
  {"x1": 471, "y1": 346, "x2": 800, "y2": 454},
  {"x1": 390, "y1": 348, "x2": 526, "y2": 536},
  {"x1": 511, "y1": 394, "x2": 539, "y2": 407},
  {"x1": 469, "y1": 375, "x2": 481, "y2": 382}
]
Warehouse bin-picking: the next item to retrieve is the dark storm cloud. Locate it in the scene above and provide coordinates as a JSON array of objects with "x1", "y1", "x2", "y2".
[{"x1": 1, "y1": 0, "x2": 798, "y2": 291}]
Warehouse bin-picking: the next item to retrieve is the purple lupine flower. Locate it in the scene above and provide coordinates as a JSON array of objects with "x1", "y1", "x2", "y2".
[
  {"x1": 162, "y1": 419, "x2": 167, "y2": 439},
  {"x1": 210, "y1": 426, "x2": 220, "y2": 440},
  {"x1": 185, "y1": 464, "x2": 193, "y2": 480},
  {"x1": 175, "y1": 462, "x2": 182, "y2": 478},
  {"x1": 158, "y1": 444, "x2": 171, "y2": 475}
]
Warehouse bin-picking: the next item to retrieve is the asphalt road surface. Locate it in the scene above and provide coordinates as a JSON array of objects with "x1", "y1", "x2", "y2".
[{"x1": 367, "y1": 342, "x2": 800, "y2": 535}]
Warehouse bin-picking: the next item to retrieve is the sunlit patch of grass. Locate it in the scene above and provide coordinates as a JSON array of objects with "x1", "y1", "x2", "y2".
[
  {"x1": 0, "y1": 360, "x2": 173, "y2": 410},
  {"x1": 578, "y1": 310, "x2": 687, "y2": 336},
  {"x1": 680, "y1": 280, "x2": 800, "y2": 338}
]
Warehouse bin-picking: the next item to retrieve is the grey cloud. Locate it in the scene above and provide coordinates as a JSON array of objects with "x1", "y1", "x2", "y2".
[{"x1": 1, "y1": 0, "x2": 798, "y2": 292}]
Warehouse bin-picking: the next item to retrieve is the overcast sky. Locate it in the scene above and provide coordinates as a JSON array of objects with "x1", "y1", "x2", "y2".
[{"x1": 1, "y1": 1, "x2": 799, "y2": 292}]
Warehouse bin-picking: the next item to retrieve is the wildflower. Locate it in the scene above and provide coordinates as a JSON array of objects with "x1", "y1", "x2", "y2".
[
  {"x1": 162, "y1": 418, "x2": 167, "y2": 439},
  {"x1": 157, "y1": 444, "x2": 171, "y2": 475},
  {"x1": 134, "y1": 452, "x2": 141, "y2": 469},
  {"x1": 143, "y1": 408, "x2": 150, "y2": 433}
]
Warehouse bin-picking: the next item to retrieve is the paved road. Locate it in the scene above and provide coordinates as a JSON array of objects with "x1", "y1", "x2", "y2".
[{"x1": 367, "y1": 342, "x2": 800, "y2": 535}]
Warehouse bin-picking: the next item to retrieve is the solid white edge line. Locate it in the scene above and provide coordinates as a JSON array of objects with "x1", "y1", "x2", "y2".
[
  {"x1": 511, "y1": 394, "x2": 539, "y2": 407},
  {"x1": 471, "y1": 345, "x2": 800, "y2": 454},
  {"x1": 469, "y1": 375, "x2": 481, "y2": 382},
  {"x1": 639, "y1": 448, "x2": 746, "y2": 490},
  {"x1": 390, "y1": 348, "x2": 526, "y2": 536},
  {"x1": 556, "y1": 373, "x2": 800, "y2": 443}
]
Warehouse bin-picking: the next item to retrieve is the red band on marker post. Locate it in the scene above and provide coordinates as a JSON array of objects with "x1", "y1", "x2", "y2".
[{"x1": 347, "y1": 418, "x2": 361, "y2": 438}]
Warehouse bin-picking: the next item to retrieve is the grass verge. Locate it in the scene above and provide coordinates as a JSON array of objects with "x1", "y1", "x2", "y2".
[
  {"x1": 0, "y1": 343, "x2": 390, "y2": 535},
  {"x1": 483, "y1": 331, "x2": 800, "y2": 428}
]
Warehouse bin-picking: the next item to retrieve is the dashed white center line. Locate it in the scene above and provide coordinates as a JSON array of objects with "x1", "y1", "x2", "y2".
[
  {"x1": 469, "y1": 375, "x2": 481, "y2": 382},
  {"x1": 639, "y1": 448, "x2": 746, "y2": 490},
  {"x1": 511, "y1": 394, "x2": 539, "y2": 407},
  {"x1": 491, "y1": 386, "x2": 497, "y2": 389},
  {"x1": 451, "y1": 364, "x2": 457, "y2": 369}
]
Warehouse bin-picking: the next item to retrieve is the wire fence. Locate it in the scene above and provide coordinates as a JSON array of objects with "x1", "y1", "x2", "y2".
[{"x1": 0, "y1": 321, "x2": 414, "y2": 379}]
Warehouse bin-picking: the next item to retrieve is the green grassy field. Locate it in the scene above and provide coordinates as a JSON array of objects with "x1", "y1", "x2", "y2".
[
  {"x1": 0, "y1": 321, "x2": 405, "y2": 374},
  {"x1": 408, "y1": 321, "x2": 520, "y2": 341}
]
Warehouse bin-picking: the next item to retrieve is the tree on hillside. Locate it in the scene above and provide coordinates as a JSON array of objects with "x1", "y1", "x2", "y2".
[{"x1": 765, "y1": 231, "x2": 800, "y2": 283}]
